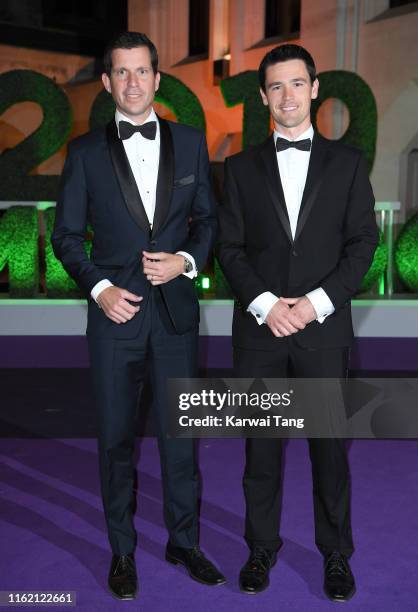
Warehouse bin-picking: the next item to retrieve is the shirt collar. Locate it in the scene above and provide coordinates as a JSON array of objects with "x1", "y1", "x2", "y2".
[
  {"x1": 116, "y1": 108, "x2": 159, "y2": 138},
  {"x1": 274, "y1": 124, "x2": 314, "y2": 144}
]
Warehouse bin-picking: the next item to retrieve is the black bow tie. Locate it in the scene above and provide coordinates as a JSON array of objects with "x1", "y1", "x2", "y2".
[
  {"x1": 119, "y1": 120, "x2": 157, "y2": 141},
  {"x1": 276, "y1": 137, "x2": 311, "y2": 152}
]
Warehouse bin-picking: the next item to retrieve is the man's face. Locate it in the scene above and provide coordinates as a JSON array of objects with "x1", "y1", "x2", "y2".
[
  {"x1": 102, "y1": 46, "x2": 160, "y2": 123},
  {"x1": 260, "y1": 59, "x2": 319, "y2": 133}
]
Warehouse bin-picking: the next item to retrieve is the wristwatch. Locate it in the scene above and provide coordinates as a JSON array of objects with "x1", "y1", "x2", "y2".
[{"x1": 183, "y1": 256, "x2": 193, "y2": 273}]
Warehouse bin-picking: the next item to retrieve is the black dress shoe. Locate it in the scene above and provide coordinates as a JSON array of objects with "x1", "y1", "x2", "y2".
[
  {"x1": 323, "y1": 551, "x2": 356, "y2": 601},
  {"x1": 108, "y1": 553, "x2": 138, "y2": 600},
  {"x1": 239, "y1": 546, "x2": 277, "y2": 594},
  {"x1": 165, "y1": 542, "x2": 226, "y2": 586}
]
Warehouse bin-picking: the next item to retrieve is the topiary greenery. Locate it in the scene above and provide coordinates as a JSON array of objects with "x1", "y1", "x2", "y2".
[
  {"x1": 220, "y1": 71, "x2": 271, "y2": 149},
  {"x1": 157, "y1": 72, "x2": 206, "y2": 131},
  {"x1": 0, "y1": 68, "x2": 378, "y2": 201},
  {"x1": 311, "y1": 70, "x2": 377, "y2": 173},
  {"x1": 89, "y1": 71, "x2": 206, "y2": 131},
  {"x1": 360, "y1": 229, "x2": 388, "y2": 292},
  {"x1": 0, "y1": 206, "x2": 39, "y2": 296},
  {"x1": 395, "y1": 212, "x2": 418, "y2": 291},
  {"x1": 89, "y1": 89, "x2": 114, "y2": 131},
  {"x1": 0, "y1": 70, "x2": 73, "y2": 200},
  {"x1": 214, "y1": 257, "x2": 233, "y2": 298},
  {"x1": 44, "y1": 207, "x2": 81, "y2": 297},
  {"x1": 0, "y1": 69, "x2": 399, "y2": 299}
]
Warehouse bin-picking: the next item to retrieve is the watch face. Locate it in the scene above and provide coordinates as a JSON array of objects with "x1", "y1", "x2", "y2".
[{"x1": 184, "y1": 258, "x2": 193, "y2": 273}]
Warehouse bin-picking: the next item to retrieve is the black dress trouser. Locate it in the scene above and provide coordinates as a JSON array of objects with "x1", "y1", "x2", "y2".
[
  {"x1": 234, "y1": 335, "x2": 354, "y2": 558},
  {"x1": 88, "y1": 289, "x2": 199, "y2": 555}
]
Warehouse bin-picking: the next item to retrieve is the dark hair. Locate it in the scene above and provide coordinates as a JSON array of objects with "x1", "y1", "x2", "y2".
[
  {"x1": 103, "y1": 31, "x2": 158, "y2": 76},
  {"x1": 258, "y1": 44, "x2": 316, "y2": 92}
]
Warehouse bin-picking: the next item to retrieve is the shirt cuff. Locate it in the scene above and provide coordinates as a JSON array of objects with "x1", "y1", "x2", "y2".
[
  {"x1": 91, "y1": 279, "x2": 113, "y2": 304},
  {"x1": 176, "y1": 251, "x2": 198, "y2": 279},
  {"x1": 247, "y1": 292, "x2": 279, "y2": 325},
  {"x1": 305, "y1": 287, "x2": 335, "y2": 324}
]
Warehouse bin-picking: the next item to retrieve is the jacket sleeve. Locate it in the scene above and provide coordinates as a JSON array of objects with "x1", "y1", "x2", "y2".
[
  {"x1": 216, "y1": 157, "x2": 268, "y2": 307},
  {"x1": 321, "y1": 152, "x2": 379, "y2": 310},
  {"x1": 51, "y1": 142, "x2": 105, "y2": 296},
  {"x1": 178, "y1": 133, "x2": 217, "y2": 272}
]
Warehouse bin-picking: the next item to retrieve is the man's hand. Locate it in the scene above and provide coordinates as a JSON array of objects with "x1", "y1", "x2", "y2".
[
  {"x1": 280, "y1": 296, "x2": 316, "y2": 325},
  {"x1": 142, "y1": 251, "x2": 184, "y2": 285},
  {"x1": 265, "y1": 299, "x2": 306, "y2": 337},
  {"x1": 97, "y1": 286, "x2": 143, "y2": 324}
]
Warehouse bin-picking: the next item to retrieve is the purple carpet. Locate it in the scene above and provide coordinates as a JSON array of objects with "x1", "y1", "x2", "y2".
[
  {"x1": 0, "y1": 438, "x2": 417, "y2": 610},
  {"x1": 2, "y1": 336, "x2": 418, "y2": 370}
]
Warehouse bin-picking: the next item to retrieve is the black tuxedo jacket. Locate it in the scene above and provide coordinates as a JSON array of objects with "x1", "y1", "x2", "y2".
[
  {"x1": 52, "y1": 117, "x2": 216, "y2": 338},
  {"x1": 217, "y1": 131, "x2": 379, "y2": 349}
]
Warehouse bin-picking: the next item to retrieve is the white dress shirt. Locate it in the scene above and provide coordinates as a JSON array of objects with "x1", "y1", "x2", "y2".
[
  {"x1": 91, "y1": 109, "x2": 197, "y2": 303},
  {"x1": 248, "y1": 124, "x2": 335, "y2": 325}
]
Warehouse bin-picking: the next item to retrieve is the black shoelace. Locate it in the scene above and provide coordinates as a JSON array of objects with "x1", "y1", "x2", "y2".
[
  {"x1": 248, "y1": 547, "x2": 272, "y2": 572},
  {"x1": 325, "y1": 552, "x2": 349, "y2": 576},
  {"x1": 187, "y1": 547, "x2": 216, "y2": 575},
  {"x1": 189, "y1": 547, "x2": 211, "y2": 565},
  {"x1": 114, "y1": 555, "x2": 136, "y2": 576}
]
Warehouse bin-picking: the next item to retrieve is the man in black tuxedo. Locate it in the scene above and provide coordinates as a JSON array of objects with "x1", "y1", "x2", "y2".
[
  {"x1": 52, "y1": 31, "x2": 224, "y2": 599},
  {"x1": 217, "y1": 44, "x2": 378, "y2": 601}
]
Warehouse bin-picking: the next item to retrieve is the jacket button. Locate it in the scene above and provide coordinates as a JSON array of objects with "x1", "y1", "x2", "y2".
[
  {"x1": 150, "y1": 240, "x2": 157, "y2": 246},
  {"x1": 292, "y1": 249, "x2": 298, "y2": 256}
]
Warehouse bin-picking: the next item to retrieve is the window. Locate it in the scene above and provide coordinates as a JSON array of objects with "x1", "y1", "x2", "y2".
[
  {"x1": 366, "y1": 0, "x2": 418, "y2": 21},
  {"x1": 189, "y1": 0, "x2": 209, "y2": 57},
  {"x1": 390, "y1": 0, "x2": 417, "y2": 7},
  {"x1": 264, "y1": 0, "x2": 301, "y2": 40},
  {"x1": 0, "y1": 0, "x2": 127, "y2": 57}
]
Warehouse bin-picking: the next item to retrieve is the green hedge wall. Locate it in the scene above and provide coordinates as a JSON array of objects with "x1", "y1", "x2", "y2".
[
  {"x1": 395, "y1": 213, "x2": 418, "y2": 291},
  {"x1": 0, "y1": 206, "x2": 39, "y2": 296},
  {"x1": 0, "y1": 70, "x2": 72, "y2": 200}
]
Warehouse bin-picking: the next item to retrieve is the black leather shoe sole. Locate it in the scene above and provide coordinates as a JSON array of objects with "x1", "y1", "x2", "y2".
[
  {"x1": 108, "y1": 585, "x2": 137, "y2": 601},
  {"x1": 165, "y1": 552, "x2": 226, "y2": 586},
  {"x1": 239, "y1": 577, "x2": 270, "y2": 595},
  {"x1": 239, "y1": 556, "x2": 276, "y2": 595},
  {"x1": 324, "y1": 584, "x2": 356, "y2": 602}
]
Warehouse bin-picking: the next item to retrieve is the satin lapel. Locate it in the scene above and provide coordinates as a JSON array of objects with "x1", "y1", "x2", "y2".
[
  {"x1": 152, "y1": 117, "x2": 174, "y2": 237},
  {"x1": 294, "y1": 132, "x2": 331, "y2": 243},
  {"x1": 106, "y1": 119, "x2": 150, "y2": 234},
  {"x1": 257, "y1": 136, "x2": 293, "y2": 245}
]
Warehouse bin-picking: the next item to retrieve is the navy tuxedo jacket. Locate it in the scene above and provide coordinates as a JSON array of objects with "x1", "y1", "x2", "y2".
[
  {"x1": 217, "y1": 132, "x2": 379, "y2": 349},
  {"x1": 52, "y1": 117, "x2": 216, "y2": 338}
]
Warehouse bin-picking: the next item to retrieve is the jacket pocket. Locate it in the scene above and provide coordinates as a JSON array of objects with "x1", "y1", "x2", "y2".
[
  {"x1": 93, "y1": 263, "x2": 124, "y2": 270},
  {"x1": 174, "y1": 174, "x2": 195, "y2": 187}
]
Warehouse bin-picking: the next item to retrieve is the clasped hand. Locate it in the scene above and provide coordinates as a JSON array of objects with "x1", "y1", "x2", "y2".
[
  {"x1": 97, "y1": 251, "x2": 184, "y2": 323},
  {"x1": 97, "y1": 286, "x2": 142, "y2": 324},
  {"x1": 142, "y1": 251, "x2": 185, "y2": 286},
  {"x1": 265, "y1": 296, "x2": 316, "y2": 337}
]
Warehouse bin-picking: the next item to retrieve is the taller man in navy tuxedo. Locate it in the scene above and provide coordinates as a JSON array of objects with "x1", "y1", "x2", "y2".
[{"x1": 52, "y1": 32, "x2": 224, "y2": 599}]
